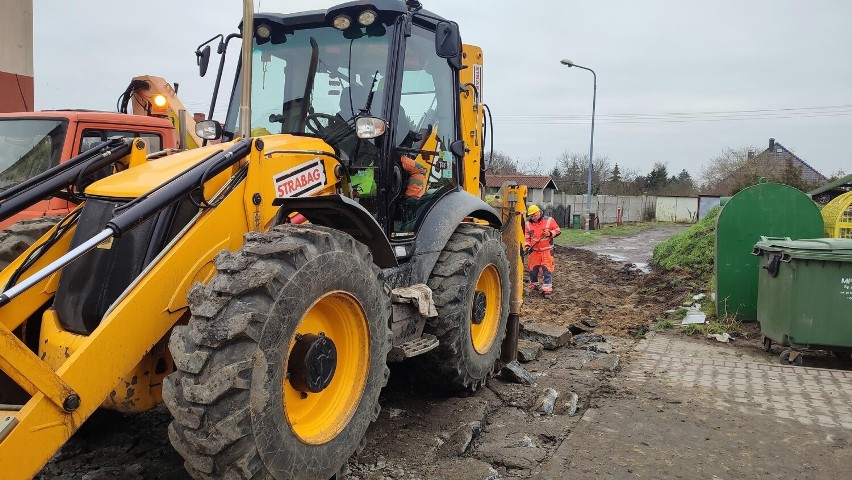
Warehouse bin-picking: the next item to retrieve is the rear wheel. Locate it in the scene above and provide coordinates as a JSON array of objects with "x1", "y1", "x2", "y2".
[
  {"x1": 0, "y1": 216, "x2": 63, "y2": 270},
  {"x1": 414, "y1": 224, "x2": 510, "y2": 392},
  {"x1": 163, "y1": 225, "x2": 391, "y2": 480}
]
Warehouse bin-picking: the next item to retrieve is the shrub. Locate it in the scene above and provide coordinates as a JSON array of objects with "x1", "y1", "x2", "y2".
[{"x1": 652, "y1": 206, "x2": 721, "y2": 284}]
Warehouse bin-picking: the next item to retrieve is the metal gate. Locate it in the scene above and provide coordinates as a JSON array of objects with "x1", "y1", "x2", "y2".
[{"x1": 543, "y1": 204, "x2": 571, "y2": 229}]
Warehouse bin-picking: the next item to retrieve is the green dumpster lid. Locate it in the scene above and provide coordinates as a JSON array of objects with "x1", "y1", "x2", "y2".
[{"x1": 753, "y1": 237, "x2": 852, "y2": 260}]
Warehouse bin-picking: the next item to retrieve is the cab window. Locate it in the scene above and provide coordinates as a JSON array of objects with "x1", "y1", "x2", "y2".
[{"x1": 79, "y1": 130, "x2": 163, "y2": 154}]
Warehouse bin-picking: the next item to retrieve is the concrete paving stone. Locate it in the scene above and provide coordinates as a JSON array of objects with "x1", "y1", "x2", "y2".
[
  {"x1": 837, "y1": 414, "x2": 852, "y2": 424},
  {"x1": 582, "y1": 353, "x2": 620, "y2": 372},
  {"x1": 516, "y1": 339, "x2": 544, "y2": 363},
  {"x1": 815, "y1": 415, "x2": 836, "y2": 426},
  {"x1": 519, "y1": 322, "x2": 572, "y2": 350}
]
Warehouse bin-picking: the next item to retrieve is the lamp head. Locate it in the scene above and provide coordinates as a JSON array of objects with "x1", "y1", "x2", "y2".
[{"x1": 560, "y1": 59, "x2": 574, "y2": 67}]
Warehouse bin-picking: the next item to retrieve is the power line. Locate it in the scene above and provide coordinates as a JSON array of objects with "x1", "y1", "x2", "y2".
[
  {"x1": 494, "y1": 110, "x2": 852, "y2": 125},
  {"x1": 492, "y1": 104, "x2": 852, "y2": 124},
  {"x1": 495, "y1": 103, "x2": 852, "y2": 119}
]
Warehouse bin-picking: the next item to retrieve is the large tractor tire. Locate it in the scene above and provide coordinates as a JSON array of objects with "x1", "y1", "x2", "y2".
[
  {"x1": 414, "y1": 223, "x2": 510, "y2": 392},
  {"x1": 0, "y1": 216, "x2": 63, "y2": 270},
  {"x1": 163, "y1": 225, "x2": 392, "y2": 480}
]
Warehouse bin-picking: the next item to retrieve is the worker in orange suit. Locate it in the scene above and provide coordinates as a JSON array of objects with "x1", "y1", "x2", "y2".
[
  {"x1": 400, "y1": 155, "x2": 427, "y2": 199},
  {"x1": 524, "y1": 204, "x2": 561, "y2": 297}
]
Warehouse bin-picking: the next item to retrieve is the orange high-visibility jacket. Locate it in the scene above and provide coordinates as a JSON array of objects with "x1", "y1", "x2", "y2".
[
  {"x1": 525, "y1": 216, "x2": 561, "y2": 252},
  {"x1": 401, "y1": 155, "x2": 427, "y2": 199}
]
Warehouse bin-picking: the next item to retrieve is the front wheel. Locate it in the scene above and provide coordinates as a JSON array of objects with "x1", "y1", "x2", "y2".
[
  {"x1": 413, "y1": 223, "x2": 510, "y2": 392},
  {"x1": 164, "y1": 225, "x2": 391, "y2": 480}
]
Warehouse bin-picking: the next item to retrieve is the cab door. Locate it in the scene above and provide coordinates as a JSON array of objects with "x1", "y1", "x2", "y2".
[{"x1": 386, "y1": 23, "x2": 461, "y2": 238}]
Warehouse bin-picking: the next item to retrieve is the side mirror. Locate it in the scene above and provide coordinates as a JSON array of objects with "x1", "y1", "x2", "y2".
[
  {"x1": 355, "y1": 116, "x2": 387, "y2": 139},
  {"x1": 195, "y1": 119, "x2": 223, "y2": 140},
  {"x1": 196, "y1": 45, "x2": 212, "y2": 77},
  {"x1": 449, "y1": 139, "x2": 466, "y2": 158},
  {"x1": 435, "y1": 21, "x2": 461, "y2": 59}
]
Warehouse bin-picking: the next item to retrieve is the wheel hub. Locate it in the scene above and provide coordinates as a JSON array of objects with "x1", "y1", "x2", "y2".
[
  {"x1": 472, "y1": 290, "x2": 487, "y2": 325},
  {"x1": 287, "y1": 333, "x2": 337, "y2": 393}
]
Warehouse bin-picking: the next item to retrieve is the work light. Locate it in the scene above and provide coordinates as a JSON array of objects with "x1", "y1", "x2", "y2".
[{"x1": 332, "y1": 15, "x2": 352, "y2": 30}]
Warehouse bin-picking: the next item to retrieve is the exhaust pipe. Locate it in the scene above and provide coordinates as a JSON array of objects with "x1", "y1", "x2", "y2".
[{"x1": 239, "y1": 0, "x2": 253, "y2": 138}]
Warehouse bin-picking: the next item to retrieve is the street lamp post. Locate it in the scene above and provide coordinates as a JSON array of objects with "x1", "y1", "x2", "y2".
[{"x1": 560, "y1": 59, "x2": 596, "y2": 234}]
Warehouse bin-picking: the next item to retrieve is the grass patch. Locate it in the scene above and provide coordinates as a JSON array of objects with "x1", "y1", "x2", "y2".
[
  {"x1": 712, "y1": 313, "x2": 744, "y2": 336},
  {"x1": 554, "y1": 222, "x2": 662, "y2": 246},
  {"x1": 682, "y1": 323, "x2": 706, "y2": 335},
  {"x1": 705, "y1": 322, "x2": 727, "y2": 335},
  {"x1": 653, "y1": 319, "x2": 675, "y2": 331},
  {"x1": 652, "y1": 207, "x2": 720, "y2": 284}
]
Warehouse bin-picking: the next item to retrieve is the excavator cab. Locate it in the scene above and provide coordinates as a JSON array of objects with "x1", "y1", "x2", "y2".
[{"x1": 209, "y1": 1, "x2": 469, "y2": 243}]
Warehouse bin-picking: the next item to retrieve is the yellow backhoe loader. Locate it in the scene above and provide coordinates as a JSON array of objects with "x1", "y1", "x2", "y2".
[{"x1": 0, "y1": 1, "x2": 527, "y2": 478}]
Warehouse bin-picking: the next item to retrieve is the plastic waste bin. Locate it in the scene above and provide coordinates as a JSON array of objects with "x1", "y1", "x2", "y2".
[
  {"x1": 753, "y1": 237, "x2": 852, "y2": 355},
  {"x1": 572, "y1": 214, "x2": 581, "y2": 229}
]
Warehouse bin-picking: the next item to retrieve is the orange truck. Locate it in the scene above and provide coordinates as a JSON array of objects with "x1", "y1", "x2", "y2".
[
  {"x1": 0, "y1": 111, "x2": 177, "y2": 228},
  {"x1": 0, "y1": 76, "x2": 198, "y2": 266}
]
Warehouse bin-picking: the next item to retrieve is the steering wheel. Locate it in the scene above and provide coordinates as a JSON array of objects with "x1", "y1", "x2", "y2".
[{"x1": 305, "y1": 113, "x2": 347, "y2": 135}]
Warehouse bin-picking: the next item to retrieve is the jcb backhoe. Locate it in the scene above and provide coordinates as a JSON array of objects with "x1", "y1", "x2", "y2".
[{"x1": 0, "y1": 1, "x2": 527, "y2": 478}]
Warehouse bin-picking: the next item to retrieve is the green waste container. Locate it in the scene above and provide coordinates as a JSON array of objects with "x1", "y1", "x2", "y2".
[
  {"x1": 753, "y1": 237, "x2": 852, "y2": 352},
  {"x1": 572, "y1": 214, "x2": 581, "y2": 229}
]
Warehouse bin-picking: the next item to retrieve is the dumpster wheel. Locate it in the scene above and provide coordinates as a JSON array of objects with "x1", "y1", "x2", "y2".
[{"x1": 779, "y1": 349, "x2": 803, "y2": 366}]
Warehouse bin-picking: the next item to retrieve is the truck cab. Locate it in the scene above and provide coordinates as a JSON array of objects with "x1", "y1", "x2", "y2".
[{"x1": 0, "y1": 111, "x2": 177, "y2": 228}]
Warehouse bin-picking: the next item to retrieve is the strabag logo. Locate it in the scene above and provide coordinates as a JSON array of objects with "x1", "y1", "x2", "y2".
[{"x1": 273, "y1": 159, "x2": 326, "y2": 198}]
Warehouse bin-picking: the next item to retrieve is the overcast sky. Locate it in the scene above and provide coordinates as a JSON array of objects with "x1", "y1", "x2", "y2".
[{"x1": 33, "y1": 0, "x2": 852, "y2": 181}]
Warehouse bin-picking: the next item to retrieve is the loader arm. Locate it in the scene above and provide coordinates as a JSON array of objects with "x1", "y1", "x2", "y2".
[
  {"x1": 0, "y1": 138, "x2": 138, "y2": 222},
  {"x1": 0, "y1": 149, "x2": 255, "y2": 477},
  {"x1": 0, "y1": 132, "x2": 347, "y2": 477}
]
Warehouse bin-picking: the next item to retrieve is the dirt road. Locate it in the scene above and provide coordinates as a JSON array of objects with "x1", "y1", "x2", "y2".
[
  {"x1": 579, "y1": 225, "x2": 687, "y2": 272},
  {"x1": 39, "y1": 225, "x2": 851, "y2": 479}
]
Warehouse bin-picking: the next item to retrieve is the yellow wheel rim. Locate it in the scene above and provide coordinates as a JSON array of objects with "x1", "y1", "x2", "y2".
[
  {"x1": 284, "y1": 291, "x2": 370, "y2": 445},
  {"x1": 471, "y1": 264, "x2": 502, "y2": 354}
]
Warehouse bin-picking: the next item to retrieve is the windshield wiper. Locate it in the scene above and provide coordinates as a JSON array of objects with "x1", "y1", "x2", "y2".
[
  {"x1": 297, "y1": 37, "x2": 320, "y2": 132},
  {"x1": 362, "y1": 70, "x2": 380, "y2": 115}
]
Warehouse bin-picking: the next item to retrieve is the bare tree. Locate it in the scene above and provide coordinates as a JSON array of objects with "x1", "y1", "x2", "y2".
[
  {"x1": 518, "y1": 155, "x2": 548, "y2": 175},
  {"x1": 828, "y1": 169, "x2": 848, "y2": 182},
  {"x1": 484, "y1": 150, "x2": 519, "y2": 175},
  {"x1": 555, "y1": 150, "x2": 612, "y2": 194},
  {"x1": 699, "y1": 146, "x2": 759, "y2": 195}
]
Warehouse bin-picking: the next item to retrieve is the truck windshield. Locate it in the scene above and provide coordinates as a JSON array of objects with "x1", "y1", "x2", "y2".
[
  {"x1": 0, "y1": 119, "x2": 67, "y2": 192},
  {"x1": 224, "y1": 25, "x2": 392, "y2": 156}
]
